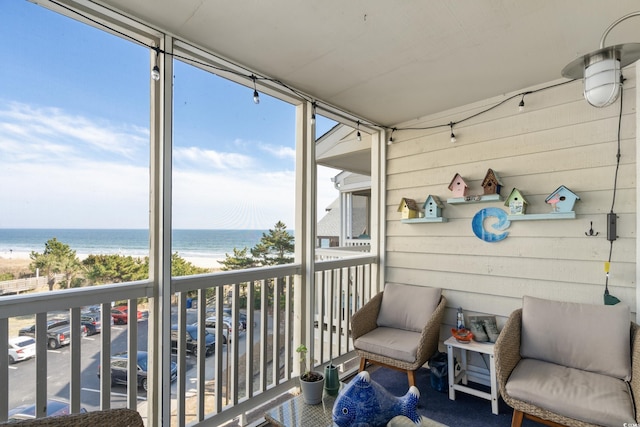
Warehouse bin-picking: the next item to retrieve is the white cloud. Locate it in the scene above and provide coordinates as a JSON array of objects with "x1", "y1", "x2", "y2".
[
  {"x1": 172, "y1": 169, "x2": 295, "y2": 229},
  {"x1": 0, "y1": 102, "x2": 148, "y2": 160},
  {"x1": 0, "y1": 102, "x2": 340, "y2": 229},
  {"x1": 258, "y1": 143, "x2": 296, "y2": 160},
  {"x1": 0, "y1": 160, "x2": 149, "y2": 228},
  {"x1": 173, "y1": 146, "x2": 254, "y2": 170}
]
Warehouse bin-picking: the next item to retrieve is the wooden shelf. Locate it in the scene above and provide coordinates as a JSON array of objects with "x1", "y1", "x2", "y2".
[
  {"x1": 401, "y1": 217, "x2": 448, "y2": 223},
  {"x1": 447, "y1": 194, "x2": 503, "y2": 204},
  {"x1": 508, "y1": 212, "x2": 576, "y2": 221}
]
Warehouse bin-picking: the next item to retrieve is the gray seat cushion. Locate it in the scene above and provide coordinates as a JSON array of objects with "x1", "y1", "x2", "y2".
[
  {"x1": 354, "y1": 327, "x2": 421, "y2": 363},
  {"x1": 506, "y1": 358, "x2": 635, "y2": 427},
  {"x1": 521, "y1": 296, "x2": 631, "y2": 380},
  {"x1": 377, "y1": 283, "x2": 441, "y2": 332}
]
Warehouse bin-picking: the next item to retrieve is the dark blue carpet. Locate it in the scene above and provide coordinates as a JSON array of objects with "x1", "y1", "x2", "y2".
[{"x1": 368, "y1": 366, "x2": 540, "y2": 427}]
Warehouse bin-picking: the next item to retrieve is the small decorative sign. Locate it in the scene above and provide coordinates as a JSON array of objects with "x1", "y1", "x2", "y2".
[{"x1": 472, "y1": 207, "x2": 511, "y2": 242}]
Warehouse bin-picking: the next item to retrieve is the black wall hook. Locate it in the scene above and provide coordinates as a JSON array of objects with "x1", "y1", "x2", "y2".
[{"x1": 585, "y1": 221, "x2": 599, "y2": 237}]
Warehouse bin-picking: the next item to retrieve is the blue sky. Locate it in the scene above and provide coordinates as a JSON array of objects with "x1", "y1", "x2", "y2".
[{"x1": 0, "y1": 1, "x2": 339, "y2": 230}]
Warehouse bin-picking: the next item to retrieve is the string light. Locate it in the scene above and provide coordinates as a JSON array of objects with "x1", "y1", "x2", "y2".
[
  {"x1": 387, "y1": 128, "x2": 396, "y2": 145},
  {"x1": 356, "y1": 121, "x2": 362, "y2": 141},
  {"x1": 151, "y1": 47, "x2": 160, "y2": 81},
  {"x1": 54, "y1": 2, "x2": 581, "y2": 142},
  {"x1": 252, "y1": 75, "x2": 260, "y2": 104},
  {"x1": 310, "y1": 102, "x2": 316, "y2": 125},
  {"x1": 518, "y1": 95, "x2": 525, "y2": 112}
]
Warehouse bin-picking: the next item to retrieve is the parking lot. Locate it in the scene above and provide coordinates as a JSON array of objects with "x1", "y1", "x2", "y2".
[{"x1": 7, "y1": 309, "x2": 254, "y2": 414}]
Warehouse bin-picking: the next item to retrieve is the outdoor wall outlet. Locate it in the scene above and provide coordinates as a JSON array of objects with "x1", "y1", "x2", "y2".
[{"x1": 607, "y1": 212, "x2": 618, "y2": 242}]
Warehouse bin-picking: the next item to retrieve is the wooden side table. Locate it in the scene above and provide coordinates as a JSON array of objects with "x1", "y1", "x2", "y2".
[{"x1": 444, "y1": 336, "x2": 498, "y2": 415}]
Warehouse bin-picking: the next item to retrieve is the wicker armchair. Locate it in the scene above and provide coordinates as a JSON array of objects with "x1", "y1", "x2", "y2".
[
  {"x1": 0, "y1": 408, "x2": 144, "y2": 427},
  {"x1": 351, "y1": 283, "x2": 446, "y2": 387},
  {"x1": 495, "y1": 299, "x2": 640, "y2": 427}
]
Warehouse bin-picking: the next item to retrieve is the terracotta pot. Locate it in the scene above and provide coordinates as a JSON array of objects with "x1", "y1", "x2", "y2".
[{"x1": 299, "y1": 372, "x2": 324, "y2": 404}]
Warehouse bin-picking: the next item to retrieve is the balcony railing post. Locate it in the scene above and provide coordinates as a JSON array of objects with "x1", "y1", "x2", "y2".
[{"x1": 0, "y1": 318, "x2": 7, "y2": 422}]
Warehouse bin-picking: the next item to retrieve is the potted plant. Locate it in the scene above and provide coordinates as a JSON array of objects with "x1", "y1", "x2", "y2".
[{"x1": 296, "y1": 344, "x2": 324, "y2": 404}]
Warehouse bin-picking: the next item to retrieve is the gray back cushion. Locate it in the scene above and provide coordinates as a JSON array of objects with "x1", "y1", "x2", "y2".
[
  {"x1": 521, "y1": 296, "x2": 631, "y2": 380},
  {"x1": 376, "y1": 283, "x2": 441, "y2": 332}
]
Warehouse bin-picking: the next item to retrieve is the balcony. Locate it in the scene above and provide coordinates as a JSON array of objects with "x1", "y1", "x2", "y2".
[{"x1": 0, "y1": 254, "x2": 377, "y2": 426}]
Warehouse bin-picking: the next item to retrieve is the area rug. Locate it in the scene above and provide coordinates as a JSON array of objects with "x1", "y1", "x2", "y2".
[{"x1": 367, "y1": 367, "x2": 539, "y2": 427}]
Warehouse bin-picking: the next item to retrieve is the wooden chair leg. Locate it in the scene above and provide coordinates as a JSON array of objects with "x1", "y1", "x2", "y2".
[
  {"x1": 359, "y1": 358, "x2": 367, "y2": 372},
  {"x1": 511, "y1": 410, "x2": 524, "y2": 427},
  {"x1": 407, "y1": 370, "x2": 416, "y2": 387}
]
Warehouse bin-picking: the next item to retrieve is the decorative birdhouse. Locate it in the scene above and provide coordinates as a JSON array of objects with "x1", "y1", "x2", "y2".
[
  {"x1": 423, "y1": 195, "x2": 444, "y2": 218},
  {"x1": 481, "y1": 168, "x2": 503, "y2": 195},
  {"x1": 397, "y1": 197, "x2": 420, "y2": 219},
  {"x1": 545, "y1": 185, "x2": 580, "y2": 213},
  {"x1": 504, "y1": 188, "x2": 528, "y2": 215},
  {"x1": 448, "y1": 173, "x2": 469, "y2": 197}
]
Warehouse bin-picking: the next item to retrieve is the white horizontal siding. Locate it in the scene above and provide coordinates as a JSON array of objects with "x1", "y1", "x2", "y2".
[{"x1": 384, "y1": 69, "x2": 637, "y2": 337}]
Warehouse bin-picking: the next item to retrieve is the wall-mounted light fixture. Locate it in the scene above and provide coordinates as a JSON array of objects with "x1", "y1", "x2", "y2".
[{"x1": 562, "y1": 11, "x2": 640, "y2": 108}]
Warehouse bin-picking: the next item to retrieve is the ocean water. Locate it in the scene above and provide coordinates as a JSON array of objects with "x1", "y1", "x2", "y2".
[{"x1": 0, "y1": 229, "x2": 269, "y2": 268}]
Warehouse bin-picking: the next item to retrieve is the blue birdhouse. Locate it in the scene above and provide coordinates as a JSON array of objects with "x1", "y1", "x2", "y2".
[
  {"x1": 545, "y1": 185, "x2": 580, "y2": 213},
  {"x1": 422, "y1": 195, "x2": 444, "y2": 218}
]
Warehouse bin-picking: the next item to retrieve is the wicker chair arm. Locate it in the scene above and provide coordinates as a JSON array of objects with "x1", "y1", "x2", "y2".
[
  {"x1": 351, "y1": 291, "x2": 384, "y2": 340},
  {"x1": 415, "y1": 295, "x2": 447, "y2": 365},
  {"x1": 494, "y1": 308, "x2": 522, "y2": 399},
  {"x1": 630, "y1": 322, "x2": 640, "y2": 422},
  {"x1": 0, "y1": 408, "x2": 144, "y2": 427}
]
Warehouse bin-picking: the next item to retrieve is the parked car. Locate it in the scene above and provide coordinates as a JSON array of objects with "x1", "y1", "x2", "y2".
[
  {"x1": 99, "y1": 350, "x2": 177, "y2": 392},
  {"x1": 207, "y1": 306, "x2": 248, "y2": 331},
  {"x1": 46, "y1": 324, "x2": 88, "y2": 349},
  {"x1": 222, "y1": 306, "x2": 249, "y2": 330},
  {"x1": 18, "y1": 318, "x2": 68, "y2": 337},
  {"x1": 203, "y1": 316, "x2": 232, "y2": 344},
  {"x1": 8, "y1": 336, "x2": 36, "y2": 364},
  {"x1": 111, "y1": 306, "x2": 145, "y2": 325},
  {"x1": 8, "y1": 399, "x2": 86, "y2": 420},
  {"x1": 81, "y1": 312, "x2": 102, "y2": 334},
  {"x1": 170, "y1": 324, "x2": 215, "y2": 356},
  {"x1": 83, "y1": 304, "x2": 102, "y2": 313},
  {"x1": 17, "y1": 318, "x2": 84, "y2": 349}
]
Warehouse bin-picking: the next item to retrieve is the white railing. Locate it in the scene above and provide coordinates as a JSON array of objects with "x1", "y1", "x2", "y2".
[
  {"x1": 0, "y1": 255, "x2": 377, "y2": 426},
  {"x1": 313, "y1": 256, "x2": 377, "y2": 368},
  {"x1": 315, "y1": 245, "x2": 371, "y2": 261},
  {"x1": 344, "y1": 238, "x2": 371, "y2": 247},
  {"x1": 0, "y1": 281, "x2": 153, "y2": 421}
]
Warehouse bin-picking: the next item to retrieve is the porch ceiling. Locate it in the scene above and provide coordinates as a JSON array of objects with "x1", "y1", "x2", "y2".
[{"x1": 97, "y1": 1, "x2": 639, "y2": 127}]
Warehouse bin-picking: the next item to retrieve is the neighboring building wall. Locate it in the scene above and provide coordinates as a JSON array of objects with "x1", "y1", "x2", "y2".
[{"x1": 385, "y1": 70, "x2": 637, "y2": 337}]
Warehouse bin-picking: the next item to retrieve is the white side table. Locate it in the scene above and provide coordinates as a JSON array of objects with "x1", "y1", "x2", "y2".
[{"x1": 444, "y1": 336, "x2": 498, "y2": 415}]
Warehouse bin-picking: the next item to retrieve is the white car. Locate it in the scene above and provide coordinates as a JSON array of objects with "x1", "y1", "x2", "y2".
[
  {"x1": 8, "y1": 336, "x2": 36, "y2": 364},
  {"x1": 203, "y1": 316, "x2": 232, "y2": 344}
]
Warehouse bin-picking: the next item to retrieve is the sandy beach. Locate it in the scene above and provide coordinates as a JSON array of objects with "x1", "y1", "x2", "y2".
[
  {"x1": 0, "y1": 254, "x2": 231, "y2": 279},
  {"x1": 0, "y1": 257, "x2": 32, "y2": 276},
  {"x1": 0, "y1": 253, "x2": 221, "y2": 275}
]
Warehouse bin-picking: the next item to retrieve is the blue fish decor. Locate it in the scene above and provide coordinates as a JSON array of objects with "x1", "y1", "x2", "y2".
[{"x1": 332, "y1": 371, "x2": 421, "y2": 426}]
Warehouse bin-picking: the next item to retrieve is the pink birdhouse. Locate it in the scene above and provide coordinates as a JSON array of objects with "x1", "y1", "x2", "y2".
[{"x1": 448, "y1": 173, "x2": 469, "y2": 198}]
